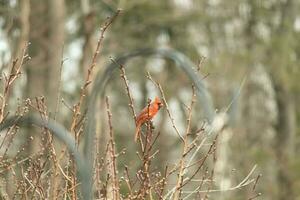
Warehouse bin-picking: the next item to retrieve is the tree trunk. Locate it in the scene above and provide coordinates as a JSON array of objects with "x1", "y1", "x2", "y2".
[
  {"x1": 48, "y1": 0, "x2": 65, "y2": 115},
  {"x1": 273, "y1": 82, "x2": 296, "y2": 200},
  {"x1": 240, "y1": 65, "x2": 278, "y2": 199},
  {"x1": 26, "y1": 0, "x2": 65, "y2": 149}
]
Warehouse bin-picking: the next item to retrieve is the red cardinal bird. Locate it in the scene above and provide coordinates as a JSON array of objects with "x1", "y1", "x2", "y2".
[{"x1": 135, "y1": 97, "x2": 163, "y2": 142}]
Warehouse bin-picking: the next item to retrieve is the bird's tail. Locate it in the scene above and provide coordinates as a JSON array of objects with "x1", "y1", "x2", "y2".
[{"x1": 134, "y1": 123, "x2": 141, "y2": 142}]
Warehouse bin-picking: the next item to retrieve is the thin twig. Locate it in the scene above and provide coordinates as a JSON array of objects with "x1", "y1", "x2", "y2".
[
  {"x1": 252, "y1": 174, "x2": 262, "y2": 191},
  {"x1": 110, "y1": 57, "x2": 137, "y2": 123},
  {"x1": 146, "y1": 72, "x2": 184, "y2": 142},
  {"x1": 70, "y1": 9, "x2": 121, "y2": 133}
]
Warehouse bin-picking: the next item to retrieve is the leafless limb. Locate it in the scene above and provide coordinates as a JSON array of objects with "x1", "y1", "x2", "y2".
[
  {"x1": 146, "y1": 72, "x2": 184, "y2": 142},
  {"x1": 70, "y1": 9, "x2": 121, "y2": 133}
]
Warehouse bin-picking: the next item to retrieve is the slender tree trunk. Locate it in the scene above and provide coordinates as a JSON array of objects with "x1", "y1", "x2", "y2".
[
  {"x1": 26, "y1": 0, "x2": 65, "y2": 150},
  {"x1": 80, "y1": 9, "x2": 96, "y2": 78},
  {"x1": 48, "y1": 0, "x2": 65, "y2": 115},
  {"x1": 26, "y1": 0, "x2": 48, "y2": 101},
  {"x1": 269, "y1": 1, "x2": 296, "y2": 198},
  {"x1": 14, "y1": 0, "x2": 30, "y2": 59},
  {"x1": 273, "y1": 82, "x2": 296, "y2": 200}
]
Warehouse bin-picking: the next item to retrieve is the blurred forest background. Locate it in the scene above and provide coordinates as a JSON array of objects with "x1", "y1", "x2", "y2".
[{"x1": 0, "y1": 0, "x2": 300, "y2": 199}]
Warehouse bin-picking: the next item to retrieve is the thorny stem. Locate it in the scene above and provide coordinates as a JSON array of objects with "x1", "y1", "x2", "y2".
[
  {"x1": 173, "y1": 85, "x2": 196, "y2": 200},
  {"x1": 33, "y1": 97, "x2": 61, "y2": 199},
  {"x1": 196, "y1": 56, "x2": 206, "y2": 73},
  {"x1": 33, "y1": 97, "x2": 76, "y2": 199},
  {"x1": 70, "y1": 9, "x2": 121, "y2": 134},
  {"x1": 124, "y1": 166, "x2": 134, "y2": 197},
  {"x1": 158, "y1": 166, "x2": 168, "y2": 200},
  {"x1": 105, "y1": 96, "x2": 120, "y2": 200},
  {"x1": 110, "y1": 58, "x2": 137, "y2": 123},
  {"x1": 111, "y1": 58, "x2": 145, "y2": 148},
  {"x1": 0, "y1": 44, "x2": 30, "y2": 123}
]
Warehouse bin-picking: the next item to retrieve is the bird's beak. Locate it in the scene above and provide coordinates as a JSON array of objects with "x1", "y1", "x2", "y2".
[{"x1": 158, "y1": 102, "x2": 164, "y2": 108}]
